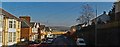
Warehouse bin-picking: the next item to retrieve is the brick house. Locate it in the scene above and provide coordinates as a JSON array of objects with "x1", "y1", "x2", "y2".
[{"x1": 19, "y1": 16, "x2": 32, "y2": 41}]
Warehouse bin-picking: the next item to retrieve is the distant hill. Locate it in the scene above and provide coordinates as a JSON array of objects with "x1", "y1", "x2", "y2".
[{"x1": 49, "y1": 26, "x2": 70, "y2": 31}]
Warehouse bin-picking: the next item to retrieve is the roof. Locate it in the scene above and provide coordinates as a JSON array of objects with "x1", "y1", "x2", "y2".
[
  {"x1": 19, "y1": 16, "x2": 30, "y2": 18},
  {"x1": 92, "y1": 11, "x2": 109, "y2": 21},
  {"x1": 0, "y1": 8, "x2": 32, "y2": 28},
  {"x1": 30, "y1": 22, "x2": 40, "y2": 28},
  {"x1": 0, "y1": 8, "x2": 20, "y2": 21},
  {"x1": 39, "y1": 25, "x2": 45, "y2": 30},
  {"x1": 45, "y1": 27, "x2": 50, "y2": 31},
  {"x1": 20, "y1": 18, "x2": 31, "y2": 28}
]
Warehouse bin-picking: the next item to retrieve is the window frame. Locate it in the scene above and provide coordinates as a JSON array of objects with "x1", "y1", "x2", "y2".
[
  {"x1": 14, "y1": 21, "x2": 16, "y2": 28},
  {"x1": 8, "y1": 19, "x2": 16, "y2": 28},
  {"x1": 9, "y1": 21, "x2": 13, "y2": 28},
  {"x1": 8, "y1": 32, "x2": 12, "y2": 42},
  {"x1": 8, "y1": 32, "x2": 16, "y2": 42}
]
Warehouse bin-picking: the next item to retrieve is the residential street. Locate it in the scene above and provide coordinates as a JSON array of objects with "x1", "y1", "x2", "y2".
[{"x1": 0, "y1": 1, "x2": 120, "y2": 47}]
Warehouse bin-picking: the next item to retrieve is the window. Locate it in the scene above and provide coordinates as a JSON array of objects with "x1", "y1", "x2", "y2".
[
  {"x1": 8, "y1": 32, "x2": 12, "y2": 42},
  {"x1": 8, "y1": 32, "x2": 16, "y2": 42},
  {"x1": 14, "y1": 21, "x2": 16, "y2": 28},
  {"x1": 0, "y1": 32, "x2": 2, "y2": 43},
  {"x1": 79, "y1": 41, "x2": 84, "y2": 43},
  {"x1": 9, "y1": 21, "x2": 12, "y2": 28},
  {"x1": 9, "y1": 20, "x2": 16, "y2": 28},
  {"x1": 18, "y1": 22, "x2": 20, "y2": 28},
  {"x1": 32, "y1": 28, "x2": 38, "y2": 33},
  {"x1": 35, "y1": 34, "x2": 38, "y2": 40},
  {"x1": 13, "y1": 32, "x2": 16, "y2": 42}
]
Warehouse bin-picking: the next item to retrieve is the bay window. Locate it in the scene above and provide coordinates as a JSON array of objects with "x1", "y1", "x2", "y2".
[{"x1": 8, "y1": 32, "x2": 16, "y2": 42}]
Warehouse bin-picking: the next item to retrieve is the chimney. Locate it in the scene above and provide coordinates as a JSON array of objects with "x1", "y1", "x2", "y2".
[{"x1": 19, "y1": 16, "x2": 31, "y2": 23}]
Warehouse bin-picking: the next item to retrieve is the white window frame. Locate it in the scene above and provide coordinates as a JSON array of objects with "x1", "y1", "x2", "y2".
[
  {"x1": 8, "y1": 19, "x2": 16, "y2": 28},
  {"x1": 32, "y1": 34, "x2": 38, "y2": 41},
  {"x1": 8, "y1": 32, "x2": 12, "y2": 42},
  {"x1": 9, "y1": 21, "x2": 13, "y2": 28},
  {"x1": 32, "y1": 28, "x2": 38, "y2": 33},
  {"x1": 13, "y1": 20, "x2": 16, "y2": 28},
  {"x1": 8, "y1": 32, "x2": 16, "y2": 42},
  {"x1": 35, "y1": 34, "x2": 38, "y2": 40}
]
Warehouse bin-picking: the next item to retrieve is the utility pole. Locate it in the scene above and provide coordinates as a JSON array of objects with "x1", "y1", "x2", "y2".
[{"x1": 95, "y1": 5, "x2": 97, "y2": 46}]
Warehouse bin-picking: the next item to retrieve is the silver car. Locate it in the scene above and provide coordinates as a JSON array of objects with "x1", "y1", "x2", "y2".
[{"x1": 76, "y1": 38, "x2": 86, "y2": 46}]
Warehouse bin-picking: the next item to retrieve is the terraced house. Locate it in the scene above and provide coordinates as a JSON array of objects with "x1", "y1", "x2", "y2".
[
  {"x1": 19, "y1": 16, "x2": 32, "y2": 41},
  {"x1": 0, "y1": 8, "x2": 21, "y2": 46},
  {"x1": 20, "y1": 16, "x2": 44, "y2": 41},
  {"x1": 30, "y1": 22, "x2": 40, "y2": 41}
]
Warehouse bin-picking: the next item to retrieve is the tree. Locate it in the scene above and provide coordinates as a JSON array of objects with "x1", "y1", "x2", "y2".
[
  {"x1": 77, "y1": 15, "x2": 86, "y2": 24},
  {"x1": 77, "y1": 4, "x2": 95, "y2": 25}
]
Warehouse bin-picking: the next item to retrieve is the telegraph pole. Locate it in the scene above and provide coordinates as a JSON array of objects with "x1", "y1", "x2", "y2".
[{"x1": 95, "y1": 4, "x2": 97, "y2": 47}]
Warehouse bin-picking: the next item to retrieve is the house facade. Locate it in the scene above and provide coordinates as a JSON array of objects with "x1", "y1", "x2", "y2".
[
  {"x1": 19, "y1": 16, "x2": 47, "y2": 41},
  {"x1": 0, "y1": 10, "x2": 3, "y2": 46},
  {"x1": 30, "y1": 22, "x2": 40, "y2": 41},
  {"x1": 0, "y1": 8, "x2": 21, "y2": 46},
  {"x1": 19, "y1": 16, "x2": 32, "y2": 41},
  {"x1": 39, "y1": 25, "x2": 46, "y2": 40}
]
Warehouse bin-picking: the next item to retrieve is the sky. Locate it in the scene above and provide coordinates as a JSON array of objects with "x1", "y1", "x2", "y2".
[
  {"x1": 1, "y1": 0, "x2": 116, "y2": 2},
  {"x1": 1, "y1": 2, "x2": 114, "y2": 27}
]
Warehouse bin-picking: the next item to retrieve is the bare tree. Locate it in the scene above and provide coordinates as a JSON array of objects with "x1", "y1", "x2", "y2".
[
  {"x1": 77, "y1": 15, "x2": 86, "y2": 24},
  {"x1": 77, "y1": 4, "x2": 95, "y2": 25}
]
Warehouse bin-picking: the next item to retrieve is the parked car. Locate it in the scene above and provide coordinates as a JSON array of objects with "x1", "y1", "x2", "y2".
[{"x1": 76, "y1": 38, "x2": 86, "y2": 47}]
